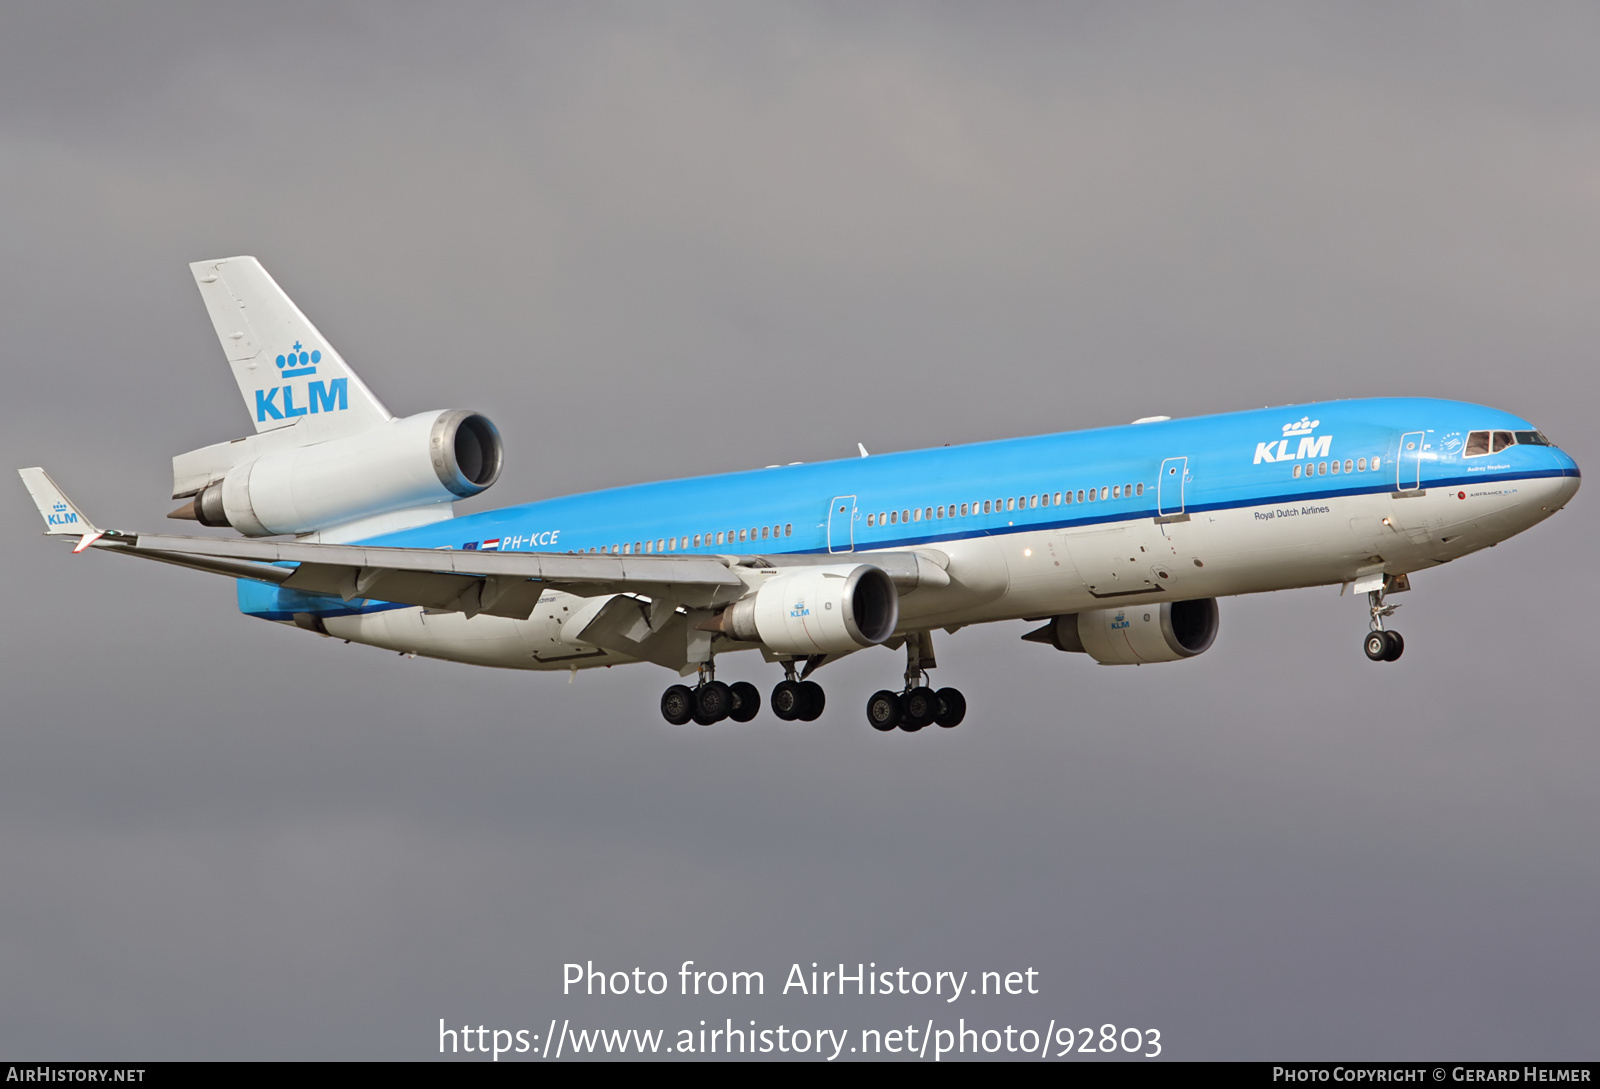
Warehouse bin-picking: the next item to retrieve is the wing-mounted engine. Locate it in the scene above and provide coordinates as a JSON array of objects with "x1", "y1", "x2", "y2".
[
  {"x1": 718, "y1": 564, "x2": 900, "y2": 655},
  {"x1": 1025, "y1": 598, "x2": 1219, "y2": 665},
  {"x1": 176, "y1": 409, "x2": 502, "y2": 536}
]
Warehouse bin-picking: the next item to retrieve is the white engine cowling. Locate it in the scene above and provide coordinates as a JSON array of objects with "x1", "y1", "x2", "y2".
[
  {"x1": 722, "y1": 565, "x2": 899, "y2": 655},
  {"x1": 195, "y1": 410, "x2": 502, "y2": 536},
  {"x1": 1032, "y1": 598, "x2": 1219, "y2": 665}
]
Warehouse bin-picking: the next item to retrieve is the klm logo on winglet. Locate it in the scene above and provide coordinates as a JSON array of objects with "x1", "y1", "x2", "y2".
[
  {"x1": 1253, "y1": 416, "x2": 1332, "y2": 464},
  {"x1": 255, "y1": 341, "x2": 348, "y2": 422},
  {"x1": 45, "y1": 500, "x2": 79, "y2": 528}
]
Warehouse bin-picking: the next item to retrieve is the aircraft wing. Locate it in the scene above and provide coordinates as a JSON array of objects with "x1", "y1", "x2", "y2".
[{"x1": 20, "y1": 467, "x2": 936, "y2": 621}]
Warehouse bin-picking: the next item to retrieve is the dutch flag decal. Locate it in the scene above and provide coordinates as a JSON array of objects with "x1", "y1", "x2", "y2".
[{"x1": 482, "y1": 539, "x2": 501, "y2": 551}]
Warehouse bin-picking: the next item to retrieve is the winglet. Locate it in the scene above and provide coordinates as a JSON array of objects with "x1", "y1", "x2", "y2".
[{"x1": 18, "y1": 467, "x2": 100, "y2": 537}]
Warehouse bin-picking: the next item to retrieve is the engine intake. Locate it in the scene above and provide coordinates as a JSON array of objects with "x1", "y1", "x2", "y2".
[
  {"x1": 1026, "y1": 598, "x2": 1219, "y2": 665},
  {"x1": 721, "y1": 565, "x2": 899, "y2": 656},
  {"x1": 190, "y1": 410, "x2": 502, "y2": 536}
]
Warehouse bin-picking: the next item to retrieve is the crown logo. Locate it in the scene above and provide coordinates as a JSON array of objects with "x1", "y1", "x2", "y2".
[
  {"x1": 276, "y1": 341, "x2": 321, "y2": 378},
  {"x1": 53, "y1": 501, "x2": 68, "y2": 512},
  {"x1": 1282, "y1": 416, "x2": 1319, "y2": 436}
]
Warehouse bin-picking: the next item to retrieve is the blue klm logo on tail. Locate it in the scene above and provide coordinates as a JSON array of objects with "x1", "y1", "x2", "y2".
[
  {"x1": 256, "y1": 341, "x2": 348, "y2": 422},
  {"x1": 46, "y1": 501, "x2": 79, "y2": 528}
]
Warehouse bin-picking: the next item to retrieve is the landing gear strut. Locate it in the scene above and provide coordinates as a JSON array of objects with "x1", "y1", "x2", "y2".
[
  {"x1": 867, "y1": 631, "x2": 967, "y2": 732},
  {"x1": 1363, "y1": 587, "x2": 1405, "y2": 663}
]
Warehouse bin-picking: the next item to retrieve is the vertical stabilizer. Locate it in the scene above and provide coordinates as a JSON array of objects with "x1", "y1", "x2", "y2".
[{"x1": 190, "y1": 257, "x2": 392, "y2": 437}]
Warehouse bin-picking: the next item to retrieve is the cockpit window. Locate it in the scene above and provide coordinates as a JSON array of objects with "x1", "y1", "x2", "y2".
[{"x1": 1464, "y1": 428, "x2": 1554, "y2": 457}]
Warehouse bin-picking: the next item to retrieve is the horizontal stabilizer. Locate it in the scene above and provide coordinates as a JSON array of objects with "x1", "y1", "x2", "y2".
[{"x1": 17, "y1": 467, "x2": 98, "y2": 536}]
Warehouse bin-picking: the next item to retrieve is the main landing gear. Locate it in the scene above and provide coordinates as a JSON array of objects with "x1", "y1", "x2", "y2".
[
  {"x1": 1362, "y1": 586, "x2": 1405, "y2": 663},
  {"x1": 866, "y1": 631, "x2": 967, "y2": 733},
  {"x1": 770, "y1": 660, "x2": 826, "y2": 722},
  {"x1": 660, "y1": 663, "x2": 762, "y2": 725}
]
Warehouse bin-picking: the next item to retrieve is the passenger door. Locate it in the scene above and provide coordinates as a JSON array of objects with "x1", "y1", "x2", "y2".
[{"x1": 827, "y1": 495, "x2": 857, "y2": 553}]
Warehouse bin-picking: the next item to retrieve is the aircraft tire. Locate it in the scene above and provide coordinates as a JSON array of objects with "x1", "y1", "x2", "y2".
[
  {"x1": 771, "y1": 680, "x2": 803, "y2": 721},
  {"x1": 661, "y1": 684, "x2": 695, "y2": 725},
  {"x1": 796, "y1": 680, "x2": 826, "y2": 721},
  {"x1": 901, "y1": 686, "x2": 939, "y2": 731},
  {"x1": 1383, "y1": 631, "x2": 1405, "y2": 662},
  {"x1": 1363, "y1": 631, "x2": 1389, "y2": 661},
  {"x1": 695, "y1": 681, "x2": 732, "y2": 723},
  {"x1": 728, "y1": 681, "x2": 761, "y2": 723},
  {"x1": 934, "y1": 687, "x2": 967, "y2": 728},
  {"x1": 867, "y1": 690, "x2": 902, "y2": 732}
]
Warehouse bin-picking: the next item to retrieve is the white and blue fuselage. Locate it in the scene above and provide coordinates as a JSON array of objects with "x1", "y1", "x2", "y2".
[{"x1": 239, "y1": 396, "x2": 1579, "y2": 671}]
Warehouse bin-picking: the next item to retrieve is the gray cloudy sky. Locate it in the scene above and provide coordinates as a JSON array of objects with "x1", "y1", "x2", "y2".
[{"x1": 2, "y1": 2, "x2": 1597, "y2": 1060}]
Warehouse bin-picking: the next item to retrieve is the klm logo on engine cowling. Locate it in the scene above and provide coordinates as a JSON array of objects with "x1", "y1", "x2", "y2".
[
  {"x1": 255, "y1": 342, "x2": 349, "y2": 423},
  {"x1": 46, "y1": 500, "x2": 79, "y2": 528},
  {"x1": 1253, "y1": 416, "x2": 1332, "y2": 464},
  {"x1": 790, "y1": 597, "x2": 811, "y2": 619}
]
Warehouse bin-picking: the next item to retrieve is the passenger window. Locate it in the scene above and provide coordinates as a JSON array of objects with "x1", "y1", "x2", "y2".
[
  {"x1": 1006, "y1": 498, "x2": 1016, "y2": 511},
  {"x1": 890, "y1": 510, "x2": 898, "y2": 524},
  {"x1": 1100, "y1": 487, "x2": 1108, "y2": 500},
  {"x1": 961, "y1": 503, "x2": 969, "y2": 516},
  {"x1": 1330, "y1": 460, "x2": 1339, "y2": 475},
  {"x1": 1491, "y1": 431, "x2": 1514, "y2": 453},
  {"x1": 1088, "y1": 488, "x2": 1096, "y2": 503},
  {"x1": 1371, "y1": 457, "x2": 1381, "y2": 471},
  {"x1": 1135, "y1": 483, "x2": 1143, "y2": 497},
  {"x1": 785, "y1": 524, "x2": 792, "y2": 537},
  {"x1": 738, "y1": 529, "x2": 747, "y2": 542},
  {"x1": 761, "y1": 526, "x2": 769, "y2": 539},
  {"x1": 1064, "y1": 491, "x2": 1072, "y2": 504},
  {"x1": 902, "y1": 509, "x2": 910, "y2": 523},
  {"x1": 1112, "y1": 485, "x2": 1121, "y2": 499},
  {"x1": 1343, "y1": 460, "x2": 1352, "y2": 473},
  {"x1": 1317, "y1": 462, "x2": 1326, "y2": 475},
  {"x1": 1293, "y1": 464, "x2": 1302, "y2": 478},
  {"x1": 983, "y1": 501, "x2": 991, "y2": 514},
  {"x1": 693, "y1": 535, "x2": 701, "y2": 547},
  {"x1": 913, "y1": 508, "x2": 923, "y2": 522},
  {"x1": 1077, "y1": 490, "x2": 1085, "y2": 503},
  {"x1": 1357, "y1": 458, "x2": 1366, "y2": 471}
]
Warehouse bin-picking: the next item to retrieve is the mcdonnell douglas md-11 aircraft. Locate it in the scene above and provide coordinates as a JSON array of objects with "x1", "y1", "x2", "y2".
[{"x1": 20, "y1": 258, "x2": 1582, "y2": 730}]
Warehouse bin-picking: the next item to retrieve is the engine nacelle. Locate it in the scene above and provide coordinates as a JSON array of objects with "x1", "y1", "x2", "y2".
[
  {"x1": 1030, "y1": 598, "x2": 1219, "y2": 665},
  {"x1": 194, "y1": 410, "x2": 502, "y2": 536},
  {"x1": 722, "y1": 565, "x2": 899, "y2": 656}
]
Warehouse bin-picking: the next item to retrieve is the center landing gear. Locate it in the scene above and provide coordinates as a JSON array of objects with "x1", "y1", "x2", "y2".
[
  {"x1": 866, "y1": 631, "x2": 967, "y2": 732},
  {"x1": 660, "y1": 664, "x2": 763, "y2": 725},
  {"x1": 1362, "y1": 586, "x2": 1405, "y2": 663},
  {"x1": 771, "y1": 661, "x2": 825, "y2": 722}
]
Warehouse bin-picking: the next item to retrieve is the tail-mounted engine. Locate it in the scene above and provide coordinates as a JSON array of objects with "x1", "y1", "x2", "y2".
[
  {"x1": 1025, "y1": 598, "x2": 1219, "y2": 665},
  {"x1": 718, "y1": 564, "x2": 900, "y2": 656},
  {"x1": 181, "y1": 410, "x2": 502, "y2": 536}
]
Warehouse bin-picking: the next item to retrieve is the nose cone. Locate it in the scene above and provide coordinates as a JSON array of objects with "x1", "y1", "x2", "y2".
[{"x1": 1549, "y1": 446, "x2": 1581, "y2": 507}]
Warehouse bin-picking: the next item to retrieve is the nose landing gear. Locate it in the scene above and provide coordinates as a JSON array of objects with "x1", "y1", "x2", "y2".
[{"x1": 1363, "y1": 587, "x2": 1405, "y2": 663}]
